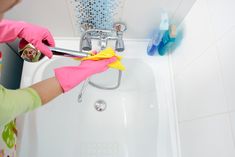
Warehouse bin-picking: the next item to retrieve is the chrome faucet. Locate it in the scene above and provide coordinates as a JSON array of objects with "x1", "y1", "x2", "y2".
[
  {"x1": 77, "y1": 23, "x2": 126, "y2": 103},
  {"x1": 80, "y1": 23, "x2": 127, "y2": 52}
]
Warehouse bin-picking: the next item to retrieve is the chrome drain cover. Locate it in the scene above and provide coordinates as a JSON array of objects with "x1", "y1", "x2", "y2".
[{"x1": 94, "y1": 100, "x2": 107, "y2": 112}]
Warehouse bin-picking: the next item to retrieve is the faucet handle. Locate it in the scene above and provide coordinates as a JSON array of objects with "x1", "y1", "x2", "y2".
[
  {"x1": 81, "y1": 23, "x2": 94, "y2": 31},
  {"x1": 113, "y1": 23, "x2": 127, "y2": 32}
]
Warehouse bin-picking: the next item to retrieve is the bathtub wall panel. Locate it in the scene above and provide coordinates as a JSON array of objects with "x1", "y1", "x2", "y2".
[{"x1": 4, "y1": 0, "x2": 197, "y2": 39}]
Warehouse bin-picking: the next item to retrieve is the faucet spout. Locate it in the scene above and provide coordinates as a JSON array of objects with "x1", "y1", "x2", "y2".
[{"x1": 115, "y1": 32, "x2": 125, "y2": 52}]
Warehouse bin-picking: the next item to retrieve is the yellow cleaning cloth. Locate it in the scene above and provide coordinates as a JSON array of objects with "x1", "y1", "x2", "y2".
[{"x1": 74, "y1": 47, "x2": 125, "y2": 71}]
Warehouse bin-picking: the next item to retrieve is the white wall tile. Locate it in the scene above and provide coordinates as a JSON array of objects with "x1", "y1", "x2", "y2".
[
  {"x1": 171, "y1": 0, "x2": 215, "y2": 76},
  {"x1": 179, "y1": 114, "x2": 235, "y2": 157},
  {"x1": 217, "y1": 29, "x2": 235, "y2": 112},
  {"x1": 173, "y1": 0, "x2": 198, "y2": 26},
  {"x1": 118, "y1": 0, "x2": 197, "y2": 38},
  {"x1": 206, "y1": 0, "x2": 235, "y2": 39},
  {"x1": 175, "y1": 46, "x2": 227, "y2": 121},
  {"x1": 173, "y1": 0, "x2": 235, "y2": 156},
  {"x1": 230, "y1": 112, "x2": 235, "y2": 143}
]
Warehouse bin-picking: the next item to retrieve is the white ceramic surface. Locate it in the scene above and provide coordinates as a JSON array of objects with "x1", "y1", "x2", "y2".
[{"x1": 17, "y1": 39, "x2": 179, "y2": 157}]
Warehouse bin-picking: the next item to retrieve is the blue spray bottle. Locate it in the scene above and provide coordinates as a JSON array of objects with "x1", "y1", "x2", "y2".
[
  {"x1": 147, "y1": 12, "x2": 169, "y2": 56},
  {"x1": 158, "y1": 24, "x2": 177, "y2": 56}
]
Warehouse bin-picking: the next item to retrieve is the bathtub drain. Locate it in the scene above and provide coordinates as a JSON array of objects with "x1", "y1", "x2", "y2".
[{"x1": 94, "y1": 100, "x2": 107, "y2": 112}]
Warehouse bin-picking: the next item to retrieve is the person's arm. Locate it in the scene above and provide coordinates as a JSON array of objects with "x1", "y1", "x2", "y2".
[
  {"x1": 30, "y1": 56, "x2": 117, "y2": 103},
  {"x1": 0, "y1": 57, "x2": 116, "y2": 126},
  {"x1": 30, "y1": 77, "x2": 63, "y2": 104},
  {"x1": 0, "y1": 77, "x2": 62, "y2": 126}
]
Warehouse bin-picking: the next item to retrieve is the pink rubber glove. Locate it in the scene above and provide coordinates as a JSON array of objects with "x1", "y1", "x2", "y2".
[
  {"x1": 0, "y1": 19, "x2": 55, "y2": 58},
  {"x1": 54, "y1": 57, "x2": 117, "y2": 92}
]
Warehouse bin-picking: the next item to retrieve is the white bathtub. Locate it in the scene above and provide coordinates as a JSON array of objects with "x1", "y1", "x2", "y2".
[{"x1": 17, "y1": 39, "x2": 180, "y2": 157}]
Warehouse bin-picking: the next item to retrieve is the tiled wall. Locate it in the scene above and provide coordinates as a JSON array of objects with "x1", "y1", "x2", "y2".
[
  {"x1": 170, "y1": 0, "x2": 235, "y2": 156},
  {"x1": 5, "y1": 0, "x2": 197, "y2": 39}
]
